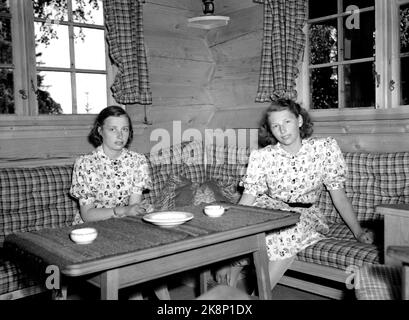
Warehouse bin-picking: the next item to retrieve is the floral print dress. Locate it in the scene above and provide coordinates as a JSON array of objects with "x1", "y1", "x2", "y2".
[
  {"x1": 70, "y1": 146, "x2": 152, "y2": 222},
  {"x1": 242, "y1": 137, "x2": 347, "y2": 261}
]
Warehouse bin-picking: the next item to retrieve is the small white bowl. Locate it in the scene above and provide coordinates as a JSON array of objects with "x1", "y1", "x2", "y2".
[
  {"x1": 70, "y1": 227, "x2": 98, "y2": 244},
  {"x1": 204, "y1": 205, "x2": 225, "y2": 218}
]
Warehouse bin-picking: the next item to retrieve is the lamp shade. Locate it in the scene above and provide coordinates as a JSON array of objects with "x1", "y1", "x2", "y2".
[{"x1": 187, "y1": 0, "x2": 229, "y2": 30}]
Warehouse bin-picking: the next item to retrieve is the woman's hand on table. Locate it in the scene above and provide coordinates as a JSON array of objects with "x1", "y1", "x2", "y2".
[{"x1": 123, "y1": 203, "x2": 147, "y2": 216}]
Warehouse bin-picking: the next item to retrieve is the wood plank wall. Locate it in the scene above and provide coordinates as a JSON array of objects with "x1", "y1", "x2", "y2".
[{"x1": 1, "y1": 0, "x2": 408, "y2": 168}]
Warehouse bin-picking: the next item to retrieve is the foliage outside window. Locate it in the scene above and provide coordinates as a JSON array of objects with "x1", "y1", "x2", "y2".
[
  {"x1": 0, "y1": 0, "x2": 110, "y2": 115},
  {"x1": 308, "y1": 0, "x2": 376, "y2": 109},
  {"x1": 400, "y1": 3, "x2": 409, "y2": 105}
]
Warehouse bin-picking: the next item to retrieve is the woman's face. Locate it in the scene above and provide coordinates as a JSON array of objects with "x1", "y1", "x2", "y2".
[
  {"x1": 98, "y1": 115, "x2": 130, "y2": 156},
  {"x1": 268, "y1": 109, "x2": 303, "y2": 151}
]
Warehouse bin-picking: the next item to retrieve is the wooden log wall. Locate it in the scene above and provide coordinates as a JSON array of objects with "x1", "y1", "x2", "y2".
[{"x1": 1, "y1": 0, "x2": 409, "y2": 168}]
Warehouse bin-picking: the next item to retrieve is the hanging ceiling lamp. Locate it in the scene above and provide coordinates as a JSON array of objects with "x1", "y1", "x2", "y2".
[{"x1": 187, "y1": 0, "x2": 230, "y2": 30}]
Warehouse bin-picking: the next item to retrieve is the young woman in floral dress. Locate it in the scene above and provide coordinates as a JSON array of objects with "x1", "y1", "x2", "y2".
[
  {"x1": 70, "y1": 105, "x2": 152, "y2": 223},
  {"x1": 216, "y1": 98, "x2": 374, "y2": 290}
]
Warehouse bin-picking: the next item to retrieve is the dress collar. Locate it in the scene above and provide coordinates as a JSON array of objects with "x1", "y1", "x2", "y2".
[
  {"x1": 273, "y1": 138, "x2": 311, "y2": 157},
  {"x1": 95, "y1": 146, "x2": 128, "y2": 162}
]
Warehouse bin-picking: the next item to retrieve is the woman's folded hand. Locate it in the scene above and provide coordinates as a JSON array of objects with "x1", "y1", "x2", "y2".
[{"x1": 356, "y1": 228, "x2": 374, "y2": 244}]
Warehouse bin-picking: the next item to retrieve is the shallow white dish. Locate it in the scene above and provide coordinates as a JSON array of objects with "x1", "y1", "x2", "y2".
[
  {"x1": 70, "y1": 227, "x2": 98, "y2": 244},
  {"x1": 143, "y1": 211, "x2": 194, "y2": 227},
  {"x1": 204, "y1": 205, "x2": 225, "y2": 218}
]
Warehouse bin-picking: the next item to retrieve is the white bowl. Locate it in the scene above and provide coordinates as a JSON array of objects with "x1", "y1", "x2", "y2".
[
  {"x1": 204, "y1": 205, "x2": 225, "y2": 218},
  {"x1": 70, "y1": 227, "x2": 98, "y2": 244}
]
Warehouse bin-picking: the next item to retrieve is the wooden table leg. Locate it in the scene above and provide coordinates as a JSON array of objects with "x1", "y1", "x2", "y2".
[
  {"x1": 199, "y1": 269, "x2": 211, "y2": 295},
  {"x1": 100, "y1": 269, "x2": 119, "y2": 300},
  {"x1": 403, "y1": 265, "x2": 409, "y2": 300},
  {"x1": 252, "y1": 233, "x2": 272, "y2": 300}
]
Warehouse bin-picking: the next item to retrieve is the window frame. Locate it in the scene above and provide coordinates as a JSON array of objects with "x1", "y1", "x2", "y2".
[
  {"x1": 299, "y1": 0, "x2": 409, "y2": 120},
  {"x1": 1, "y1": 0, "x2": 115, "y2": 119}
]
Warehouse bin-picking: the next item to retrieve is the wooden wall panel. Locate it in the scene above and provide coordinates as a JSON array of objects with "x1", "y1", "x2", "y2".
[{"x1": 3, "y1": 1, "x2": 409, "y2": 168}]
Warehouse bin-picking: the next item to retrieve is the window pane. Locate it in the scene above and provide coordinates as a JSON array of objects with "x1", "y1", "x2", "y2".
[
  {"x1": 37, "y1": 71, "x2": 71, "y2": 114},
  {"x1": 309, "y1": 20, "x2": 337, "y2": 64},
  {"x1": 401, "y1": 4, "x2": 409, "y2": 54},
  {"x1": 0, "y1": 0, "x2": 9, "y2": 14},
  {"x1": 343, "y1": 11, "x2": 375, "y2": 60},
  {"x1": 343, "y1": 0, "x2": 374, "y2": 11},
  {"x1": 0, "y1": 68, "x2": 13, "y2": 114},
  {"x1": 74, "y1": 27, "x2": 105, "y2": 70},
  {"x1": 309, "y1": 0, "x2": 337, "y2": 19},
  {"x1": 344, "y1": 62, "x2": 375, "y2": 108},
  {"x1": 310, "y1": 66, "x2": 338, "y2": 109},
  {"x1": 0, "y1": 17, "x2": 12, "y2": 64},
  {"x1": 33, "y1": 0, "x2": 68, "y2": 21},
  {"x1": 76, "y1": 73, "x2": 107, "y2": 114},
  {"x1": 72, "y1": 0, "x2": 103, "y2": 25},
  {"x1": 401, "y1": 57, "x2": 409, "y2": 105},
  {"x1": 35, "y1": 22, "x2": 70, "y2": 68}
]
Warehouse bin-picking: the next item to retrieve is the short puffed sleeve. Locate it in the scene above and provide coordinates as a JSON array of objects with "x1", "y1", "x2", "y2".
[
  {"x1": 70, "y1": 157, "x2": 96, "y2": 206},
  {"x1": 323, "y1": 137, "x2": 347, "y2": 190},
  {"x1": 241, "y1": 149, "x2": 268, "y2": 196},
  {"x1": 130, "y1": 154, "x2": 152, "y2": 195}
]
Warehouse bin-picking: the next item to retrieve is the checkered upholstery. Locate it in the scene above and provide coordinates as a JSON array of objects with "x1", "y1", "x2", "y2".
[
  {"x1": 144, "y1": 141, "x2": 206, "y2": 206},
  {"x1": 317, "y1": 152, "x2": 409, "y2": 224},
  {"x1": 205, "y1": 144, "x2": 253, "y2": 186},
  {"x1": 0, "y1": 253, "x2": 41, "y2": 296},
  {"x1": 0, "y1": 165, "x2": 80, "y2": 248},
  {"x1": 355, "y1": 264, "x2": 401, "y2": 300},
  {"x1": 296, "y1": 223, "x2": 381, "y2": 269}
]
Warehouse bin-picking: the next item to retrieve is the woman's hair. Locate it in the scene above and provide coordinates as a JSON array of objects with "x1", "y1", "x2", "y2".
[
  {"x1": 88, "y1": 105, "x2": 134, "y2": 148},
  {"x1": 258, "y1": 98, "x2": 313, "y2": 147}
]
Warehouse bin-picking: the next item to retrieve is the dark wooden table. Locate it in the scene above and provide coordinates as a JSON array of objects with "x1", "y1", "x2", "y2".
[{"x1": 4, "y1": 204, "x2": 299, "y2": 300}]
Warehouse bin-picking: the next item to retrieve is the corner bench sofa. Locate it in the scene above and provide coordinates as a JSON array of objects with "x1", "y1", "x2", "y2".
[{"x1": 1, "y1": 140, "x2": 408, "y2": 299}]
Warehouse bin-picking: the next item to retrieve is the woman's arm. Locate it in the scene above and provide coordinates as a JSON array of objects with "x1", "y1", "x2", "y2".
[
  {"x1": 80, "y1": 193, "x2": 146, "y2": 222},
  {"x1": 329, "y1": 188, "x2": 373, "y2": 244}
]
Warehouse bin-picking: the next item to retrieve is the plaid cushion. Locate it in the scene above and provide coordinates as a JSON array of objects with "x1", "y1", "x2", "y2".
[
  {"x1": 0, "y1": 165, "x2": 80, "y2": 247},
  {"x1": 296, "y1": 223, "x2": 381, "y2": 269},
  {"x1": 0, "y1": 252, "x2": 41, "y2": 296},
  {"x1": 317, "y1": 152, "x2": 409, "y2": 224},
  {"x1": 144, "y1": 141, "x2": 205, "y2": 206},
  {"x1": 355, "y1": 265, "x2": 401, "y2": 300},
  {"x1": 206, "y1": 144, "x2": 253, "y2": 186}
]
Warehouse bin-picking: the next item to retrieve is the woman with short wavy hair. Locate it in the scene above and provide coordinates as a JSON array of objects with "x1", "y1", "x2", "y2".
[{"x1": 216, "y1": 98, "x2": 373, "y2": 292}]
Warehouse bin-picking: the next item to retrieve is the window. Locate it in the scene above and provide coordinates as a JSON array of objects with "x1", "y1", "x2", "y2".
[
  {"x1": 304, "y1": 0, "x2": 409, "y2": 111},
  {"x1": 307, "y1": 0, "x2": 375, "y2": 109},
  {"x1": 0, "y1": 0, "x2": 112, "y2": 116},
  {"x1": 391, "y1": 0, "x2": 409, "y2": 106}
]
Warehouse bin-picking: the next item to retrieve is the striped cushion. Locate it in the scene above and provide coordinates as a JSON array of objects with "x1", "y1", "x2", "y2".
[
  {"x1": 317, "y1": 152, "x2": 409, "y2": 224},
  {"x1": 144, "y1": 141, "x2": 205, "y2": 206},
  {"x1": 0, "y1": 165, "x2": 80, "y2": 247},
  {"x1": 355, "y1": 265, "x2": 401, "y2": 300},
  {"x1": 296, "y1": 223, "x2": 381, "y2": 269}
]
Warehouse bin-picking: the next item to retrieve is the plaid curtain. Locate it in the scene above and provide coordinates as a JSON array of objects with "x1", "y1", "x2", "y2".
[
  {"x1": 254, "y1": 0, "x2": 307, "y2": 101},
  {"x1": 105, "y1": 0, "x2": 152, "y2": 104}
]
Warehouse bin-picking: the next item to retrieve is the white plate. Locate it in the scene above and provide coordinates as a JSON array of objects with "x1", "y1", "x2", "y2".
[{"x1": 143, "y1": 211, "x2": 194, "y2": 227}]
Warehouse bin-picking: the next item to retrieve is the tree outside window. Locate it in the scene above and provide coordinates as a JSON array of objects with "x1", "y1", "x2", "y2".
[{"x1": 0, "y1": 0, "x2": 109, "y2": 115}]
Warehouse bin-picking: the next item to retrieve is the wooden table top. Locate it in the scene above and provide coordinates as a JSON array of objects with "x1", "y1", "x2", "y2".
[{"x1": 4, "y1": 204, "x2": 300, "y2": 277}]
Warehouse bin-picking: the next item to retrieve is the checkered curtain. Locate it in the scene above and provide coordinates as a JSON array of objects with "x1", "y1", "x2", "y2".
[
  {"x1": 105, "y1": 0, "x2": 152, "y2": 104},
  {"x1": 254, "y1": 0, "x2": 307, "y2": 101}
]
